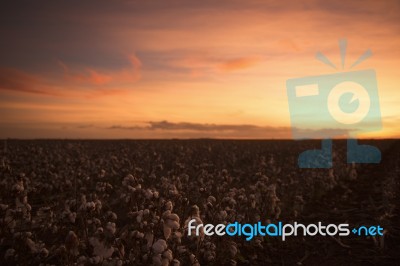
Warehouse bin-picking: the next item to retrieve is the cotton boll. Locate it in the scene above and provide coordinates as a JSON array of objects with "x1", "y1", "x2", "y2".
[
  {"x1": 26, "y1": 238, "x2": 38, "y2": 253},
  {"x1": 4, "y1": 248, "x2": 16, "y2": 260},
  {"x1": 77, "y1": 255, "x2": 87, "y2": 265},
  {"x1": 40, "y1": 247, "x2": 49, "y2": 258},
  {"x1": 106, "y1": 222, "x2": 116, "y2": 235},
  {"x1": 152, "y1": 254, "x2": 162, "y2": 266},
  {"x1": 207, "y1": 196, "x2": 216, "y2": 204},
  {"x1": 89, "y1": 237, "x2": 114, "y2": 259},
  {"x1": 166, "y1": 219, "x2": 180, "y2": 230},
  {"x1": 144, "y1": 189, "x2": 153, "y2": 200},
  {"x1": 189, "y1": 254, "x2": 200, "y2": 266},
  {"x1": 204, "y1": 249, "x2": 215, "y2": 262},
  {"x1": 162, "y1": 249, "x2": 173, "y2": 262},
  {"x1": 190, "y1": 205, "x2": 200, "y2": 217},
  {"x1": 107, "y1": 211, "x2": 118, "y2": 221},
  {"x1": 152, "y1": 239, "x2": 167, "y2": 254},
  {"x1": 171, "y1": 259, "x2": 180, "y2": 266},
  {"x1": 165, "y1": 201, "x2": 173, "y2": 211},
  {"x1": 65, "y1": 231, "x2": 79, "y2": 256},
  {"x1": 95, "y1": 200, "x2": 102, "y2": 212},
  {"x1": 89, "y1": 256, "x2": 102, "y2": 264},
  {"x1": 145, "y1": 232, "x2": 154, "y2": 249},
  {"x1": 68, "y1": 212, "x2": 77, "y2": 223},
  {"x1": 168, "y1": 213, "x2": 179, "y2": 222},
  {"x1": 163, "y1": 225, "x2": 172, "y2": 240},
  {"x1": 176, "y1": 245, "x2": 186, "y2": 254},
  {"x1": 228, "y1": 243, "x2": 237, "y2": 257}
]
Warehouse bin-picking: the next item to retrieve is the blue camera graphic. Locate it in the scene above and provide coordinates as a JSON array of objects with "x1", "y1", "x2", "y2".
[{"x1": 287, "y1": 69, "x2": 382, "y2": 168}]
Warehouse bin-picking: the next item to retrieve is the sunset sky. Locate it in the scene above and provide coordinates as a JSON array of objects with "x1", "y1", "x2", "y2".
[{"x1": 0, "y1": 0, "x2": 399, "y2": 138}]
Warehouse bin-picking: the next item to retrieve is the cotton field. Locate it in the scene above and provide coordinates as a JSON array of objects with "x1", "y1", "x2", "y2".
[{"x1": 0, "y1": 140, "x2": 399, "y2": 265}]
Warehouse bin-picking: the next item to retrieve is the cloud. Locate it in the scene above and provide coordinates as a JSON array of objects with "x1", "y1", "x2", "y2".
[
  {"x1": 58, "y1": 54, "x2": 142, "y2": 86},
  {"x1": 0, "y1": 54, "x2": 141, "y2": 98},
  {"x1": 0, "y1": 68, "x2": 64, "y2": 96},
  {"x1": 218, "y1": 57, "x2": 262, "y2": 72},
  {"x1": 106, "y1": 120, "x2": 355, "y2": 139}
]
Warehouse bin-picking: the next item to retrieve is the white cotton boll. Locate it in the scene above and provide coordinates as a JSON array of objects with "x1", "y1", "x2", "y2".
[
  {"x1": 5, "y1": 210, "x2": 16, "y2": 230},
  {"x1": 125, "y1": 195, "x2": 131, "y2": 203},
  {"x1": 166, "y1": 220, "x2": 180, "y2": 230},
  {"x1": 12, "y1": 182, "x2": 24, "y2": 192},
  {"x1": 168, "y1": 213, "x2": 179, "y2": 222},
  {"x1": 143, "y1": 209, "x2": 150, "y2": 216},
  {"x1": 77, "y1": 255, "x2": 87, "y2": 264},
  {"x1": 86, "y1": 202, "x2": 95, "y2": 211},
  {"x1": 152, "y1": 254, "x2": 162, "y2": 266},
  {"x1": 162, "y1": 249, "x2": 173, "y2": 262},
  {"x1": 40, "y1": 247, "x2": 49, "y2": 257},
  {"x1": 136, "y1": 210, "x2": 143, "y2": 223},
  {"x1": 162, "y1": 258, "x2": 170, "y2": 266},
  {"x1": 4, "y1": 248, "x2": 15, "y2": 260},
  {"x1": 95, "y1": 200, "x2": 102, "y2": 211},
  {"x1": 89, "y1": 237, "x2": 114, "y2": 259},
  {"x1": 176, "y1": 245, "x2": 186, "y2": 254},
  {"x1": 25, "y1": 203, "x2": 32, "y2": 212},
  {"x1": 22, "y1": 195, "x2": 28, "y2": 205},
  {"x1": 106, "y1": 222, "x2": 116, "y2": 235},
  {"x1": 144, "y1": 189, "x2": 153, "y2": 199},
  {"x1": 207, "y1": 196, "x2": 216, "y2": 204},
  {"x1": 254, "y1": 238, "x2": 263, "y2": 248},
  {"x1": 219, "y1": 210, "x2": 227, "y2": 220},
  {"x1": 152, "y1": 239, "x2": 167, "y2": 254},
  {"x1": 93, "y1": 218, "x2": 102, "y2": 226},
  {"x1": 204, "y1": 250, "x2": 215, "y2": 262},
  {"x1": 189, "y1": 254, "x2": 200, "y2": 266},
  {"x1": 81, "y1": 195, "x2": 87, "y2": 204},
  {"x1": 171, "y1": 259, "x2": 180, "y2": 266},
  {"x1": 145, "y1": 232, "x2": 154, "y2": 249},
  {"x1": 165, "y1": 201, "x2": 173, "y2": 211},
  {"x1": 26, "y1": 238, "x2": 38, "y2": 253},
  {"x1": 153, "y1": 216, "x2": 160, "y2": 224},
  {"x1": 69, "y1": 212, "x2": 76, "y2": 223},
  {"x1": 153, "y1": 191, "x2": 160, "y2": 199},
  {"x1": 0, "y1": 203, "x2": 8, "y2": 210},
  {"x1": 107, "y1": 211, "x2": 118, "y2": 221},
  {"x1": 163, "y1": 224, "x2": 172, "y2": 240},
  {"x1": 90, "y1": 256, "x2": 102, "y2": 264},
  {"x1": 190, "y1": 205, "x2": 200, "y2": 217},
  {"x1": 228, "y1": 244, "x2": 237, "y2": 257}
]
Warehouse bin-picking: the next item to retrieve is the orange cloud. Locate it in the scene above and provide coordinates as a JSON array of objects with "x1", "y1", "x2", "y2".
[
  {"x1": 218, "y1": 57, "x2": 262, "y2": 72},
  {"x1": 59, "y1": 54, "x2": 142, "y2": 86},
  {"x1": 0, "y1": 54, "x2": 142, "y2": 99},
  {"x1": 0, "y1": 67, "x2": 64, "y2": 97}
]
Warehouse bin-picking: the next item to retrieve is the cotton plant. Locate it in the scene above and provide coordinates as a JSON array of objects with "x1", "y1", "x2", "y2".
[
  {"x1": 162, "y1": 209, "x2": 180, "y2": 240},
  {"x1": 65, "y1": 231, "x2": 79, "y2": 256}
]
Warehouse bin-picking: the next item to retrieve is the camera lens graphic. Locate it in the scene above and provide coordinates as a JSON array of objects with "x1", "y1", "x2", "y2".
[{"x1": 327, "y1": 81, "x2": 370, "y2": 125}]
